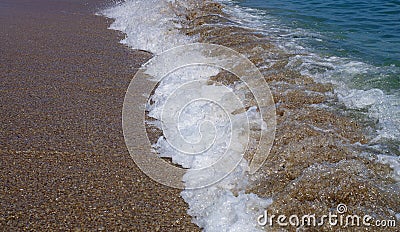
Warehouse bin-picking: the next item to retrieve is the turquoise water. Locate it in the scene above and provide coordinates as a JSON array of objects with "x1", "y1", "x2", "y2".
[
  {"x1": 221, "y1": 0, "x2": 400, "y2": 147},
  {"x1": 235, "y1": 0, "x2": 400, "y2": 67},
  {"x1": 229, "y1": 0, "x2": 400, "y2": 93}
]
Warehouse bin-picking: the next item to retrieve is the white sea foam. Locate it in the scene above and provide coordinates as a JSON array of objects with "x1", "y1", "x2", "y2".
[
  {"x1": 103, "y1": 0, "x2": 399, "y2": 229},
  {"x1": 295, "y1": 56, "x2": 400, "y2": 143},
  {"x1": 101, "y1": 0, "x2": 195, "y2": 53},
  {"x1": 148, "y1": 64, "x2": 272, "y2": 231},
  {"x1": 218, "y1": 0, "x2": 400, "y2": 146},
  {"x1": 337, "y1": 88, "x2": 400, "y2": 142},
  {"x1": 377, "y1": 154, "x2": 400, "y2": 182},
  {"x1": 102, "y1": 1, "x2": 272, "y2": 231},
  {"x1": 286, "y1": 55, "x2": 399, "y2": 138},
  {"x1": 218, "y1": 2, "x2": 400, "y2": 183}
]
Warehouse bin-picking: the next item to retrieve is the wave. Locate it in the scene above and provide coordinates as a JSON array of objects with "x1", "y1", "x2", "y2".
[{"x1": 100, "y1": 0, "x2": 399, "y2": 231}]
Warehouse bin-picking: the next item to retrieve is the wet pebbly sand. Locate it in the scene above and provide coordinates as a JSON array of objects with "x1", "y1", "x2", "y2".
[
  {"x1": 1, "y1": 0, "x2": 399, "y2": 231},
  {"x1": 178, "y1": 1, "x2": 399, "y2": 231},
  {"x1": 0, "y1": 0, "x2": 199, "y2": 231}
]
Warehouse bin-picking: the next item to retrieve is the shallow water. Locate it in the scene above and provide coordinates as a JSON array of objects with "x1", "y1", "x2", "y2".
[
  {"x1": 219, "y1": 0, "x2": 400, "y2": 151},
  {"x1": 102, "y1": 0, "x2": 400, "y2": 231},
  {"x1": 234, "y1": 0, "x2": 400, "y2": 67}
]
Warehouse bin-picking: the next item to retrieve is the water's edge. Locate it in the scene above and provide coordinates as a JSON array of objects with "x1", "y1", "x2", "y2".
[{"x1": 100, "y1": 0, "x2": 399, "y2": 231}]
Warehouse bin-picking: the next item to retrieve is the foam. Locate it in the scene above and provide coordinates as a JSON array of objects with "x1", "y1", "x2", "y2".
[
  {"x1": 298, "y1": 56, "x2": 400, "y2": 142},
  {"x1": 276, "y1": 35, "x2": 400, "y2": 145},
  {"x1": 103, "y1": 1, "x2": 275, "y2": 229},
  {"x1": 100, "y1": 0, "x2": 195, "y2": 53},
  {"x1": 218, "y1": 0, "x2": 400, "y2": 145},
  {"x1": 148, "y1": 64, "x2": 272, "y2": 230},
  {"x1": 102, "y1": 0, "x2": 399, "y2": 230},
  {"x1": 227, "y1": 1, "x2": 400, "y2": 144},
  {"x1": 181, "y1": 180, "x2": 272, "y2": 232},
  {"x1": 377, "y1": 154, "x2": 400, "y2": 182},
  {"x1": 337, "y1": 88, "x2": 400, "y2": 141}
]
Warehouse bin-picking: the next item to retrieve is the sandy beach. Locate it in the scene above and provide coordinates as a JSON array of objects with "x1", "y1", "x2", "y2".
[
  {"x1": 0, "y1": 0, "x2": 199, "y2": 230},
  {"x1": 2, "y1": 0, "x2": 399, "y2": 231}
]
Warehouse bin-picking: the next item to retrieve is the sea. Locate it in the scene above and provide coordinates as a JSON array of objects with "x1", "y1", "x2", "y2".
[
  {"x1": 101, "y1": 0, "x2": 399, "y2": 231},
  {"x1": 222, "y1": 0, "x2": 400, "y2": 143}
]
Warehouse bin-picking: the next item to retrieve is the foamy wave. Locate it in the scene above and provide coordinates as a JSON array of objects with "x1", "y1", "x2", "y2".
[
  {"x1": 101, "y1": 0, "x2": 195, "y2": 53},
  {"x1": 145, "y1": 54, "x2": 273, "y2": 231},
  {"x1": 377, "y1": 154, "x2": 400, "y2": 182},
  {"x1": 102, "y1": 1, "x2": 273, "y2": 231},
  {"x1": 289, "y1": 55, "x2": 400, "y2": 143},
  {"x1": 103, "y1": 0, "x2": 399, "y2": 230},
  {"x1": 219, "y1": 0, "x2": 400, "y2": 147}
]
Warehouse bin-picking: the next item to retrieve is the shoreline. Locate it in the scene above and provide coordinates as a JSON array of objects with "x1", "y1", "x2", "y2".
[
  {"x1": 0, "y1": 0, "x2": 199, "y2": 230},
  {"x1": 102, "y1": 0, "x2": 399, "y2": 231},
  {"x1": 1, "y1": 0, "x2": 398, "y2": 231}
]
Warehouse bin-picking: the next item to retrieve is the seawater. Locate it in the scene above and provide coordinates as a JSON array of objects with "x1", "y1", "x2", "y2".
[
  {"x1": 232, "y1": 0, "x2": 400, "y2": 67},
  {"x1": 219, "y1": 0, "x2": 400, "y2": 150},
  {"x1": 101, "y1": 0, "x2": 399, "y2": 231},
  {"x1": 102, "y1": 1, "x2": 273, "y2": 231}
]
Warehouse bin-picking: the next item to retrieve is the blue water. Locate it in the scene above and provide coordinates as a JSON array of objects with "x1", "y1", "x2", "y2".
[
  {"x1": 223, "y1": 0, "x2": 400, "y2": 146},
  {"x1": 234, "y1": 0, "x2": 400, "y2": 67},
  {"x1": 222, "y1": 0, "x2": 400, "y2": 97}
]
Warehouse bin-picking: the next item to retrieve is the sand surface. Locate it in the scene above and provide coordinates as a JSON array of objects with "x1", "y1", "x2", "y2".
[{"x1": 0, "y1": 0, "x2": 199, "y2": 230}]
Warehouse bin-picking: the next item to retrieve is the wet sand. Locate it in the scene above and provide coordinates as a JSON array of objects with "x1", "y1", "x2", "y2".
[
  {"x1": 0, "y1": 0, "x2": 199, "y2": 230},
  {"x1": 1, "y1": 0, "x2": 399, "y2": 231},
  {"x1": 180, "y1": 2, "x2": 399, "y2": 231}
]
